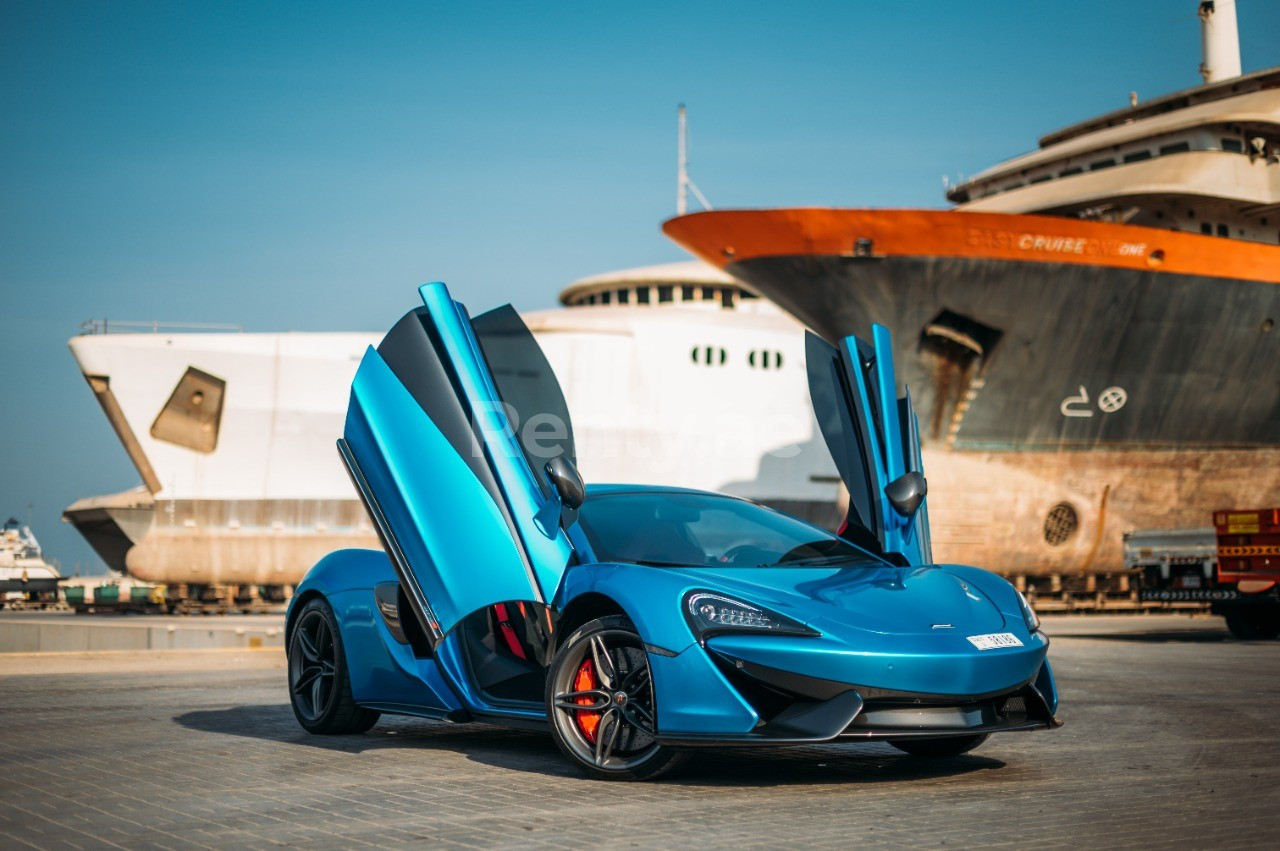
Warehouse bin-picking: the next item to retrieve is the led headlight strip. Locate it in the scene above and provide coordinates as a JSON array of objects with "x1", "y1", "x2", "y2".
[{"x1": 684, "y1": 591, "x2": 819, "y2": 641}]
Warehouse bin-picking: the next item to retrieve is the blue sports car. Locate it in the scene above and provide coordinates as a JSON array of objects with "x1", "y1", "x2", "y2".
[{"x1": 285, "y1": 282, "x2": 1060, "y2": 780}]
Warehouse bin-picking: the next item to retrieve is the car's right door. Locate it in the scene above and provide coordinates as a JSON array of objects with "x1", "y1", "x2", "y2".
[{"x1": 806, "y1": 325, "x2": 932, "y2": 566}]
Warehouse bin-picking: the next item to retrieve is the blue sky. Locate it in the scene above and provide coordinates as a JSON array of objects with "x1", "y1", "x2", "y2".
[{"x1": 3, "y1": 0, "x2": 1278, "y2": 573}]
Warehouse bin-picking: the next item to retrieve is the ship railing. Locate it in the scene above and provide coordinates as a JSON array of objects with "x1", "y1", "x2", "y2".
[{"x1": 78, "y1": 319, "x2": 244, "y2": 335}]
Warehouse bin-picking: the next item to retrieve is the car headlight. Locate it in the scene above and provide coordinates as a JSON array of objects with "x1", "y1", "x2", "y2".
[
  {"x1": 683, "y1": 591, "x2": 818, "y2": 641},
  {"x1": 1016, "y1": 589, "x2": 1040, "y2": 633}
]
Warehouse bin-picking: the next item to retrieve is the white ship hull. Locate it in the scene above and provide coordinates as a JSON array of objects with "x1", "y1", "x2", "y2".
[{"x1": 65, "y1": 300, "x2": 843, "y2": 585}]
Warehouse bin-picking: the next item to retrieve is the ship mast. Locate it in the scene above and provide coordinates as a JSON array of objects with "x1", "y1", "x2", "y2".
[
  {"x1": 1198, "y1": 0, "x2": 1242, "y2": 83},
  {"x1": 676, "y1": 104, "x2": 711, "y2": 215}
]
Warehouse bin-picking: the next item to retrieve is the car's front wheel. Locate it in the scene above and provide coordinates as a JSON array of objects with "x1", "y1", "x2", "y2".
[
  {"x1": 546, "y1": 615, "x2": 686, "y2": 781},
  {"x1": 888, "y1": 733, "x2": 989, "y2": 757},
  {"x1": 288, "y1": 596, "x2": 380, "y2": 734}
]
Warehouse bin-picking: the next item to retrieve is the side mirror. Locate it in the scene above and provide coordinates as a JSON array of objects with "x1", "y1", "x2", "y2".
[
  {"x1": 544, "y1": 457, "x2": 585, "y2": 510},
  {"x1": 885, "y1": 471, "x2": 927, "y2": 518}
]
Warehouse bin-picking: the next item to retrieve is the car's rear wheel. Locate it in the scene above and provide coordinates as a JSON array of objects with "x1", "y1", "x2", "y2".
[
  {"x1": 546, "y1": 615, "x2": 686, "y2": 781},
  {"x1": 888, "y1": 733, "x2": 989, "y2": 757},
  {"x1": 1224, "y1": 607, "x2": 1280, "y2": 641},
  {"x1": 288, "y1": 597, "x2": 380, "y2": 734}
]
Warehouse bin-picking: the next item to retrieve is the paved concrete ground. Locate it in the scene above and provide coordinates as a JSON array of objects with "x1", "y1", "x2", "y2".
[
  {"x1": 0, "y1": 612, "x2": 286, "y2": 653},
  {"x1": 1, "y1": 614, "x2": 1277, "y2": 849}
]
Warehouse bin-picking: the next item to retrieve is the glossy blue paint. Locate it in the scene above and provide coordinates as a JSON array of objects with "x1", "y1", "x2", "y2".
[
  {"x1": 871, "y1": 325, "x2": 904, "y2": 486},
  {"x1": 344, "y1": 347, "x2": 536, "y2": 635},
  {"x1": 287, "y1": 283, "x2": 1060, "y2": 751},
  {"x1": 647, "y1": 644, "x2": 760, "y2": 736},
  {"x1": 706, "y1": 626, "x2": 1048, "y2": 698},
  {"x1": 870, "y1": 324, "x2": 931, "y2": 565},
  {"x1": 288, "y1": 549, "x2": 462, "y2": 716},
  {"x1": 417, "y1": 283, "x2": 574, "y2": 600},
  {"x1": 330, "y1": 587, "x2": 460, "y2": 714}
]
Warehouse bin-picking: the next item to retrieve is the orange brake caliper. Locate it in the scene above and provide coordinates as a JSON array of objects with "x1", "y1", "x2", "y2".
[{"x1": 573, "y1": 658, "x2": 602, "y2": 743}]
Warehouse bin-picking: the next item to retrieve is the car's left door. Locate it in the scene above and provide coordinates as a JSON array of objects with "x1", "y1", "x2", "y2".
[
  {"x1": 340, "y1": 282, "x2": 577, "y2": 648},
  {"x1": 806, "y1": 325, "x2": 932, "y2": 566}
]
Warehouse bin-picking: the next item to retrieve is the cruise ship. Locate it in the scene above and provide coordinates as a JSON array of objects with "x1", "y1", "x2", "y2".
[
  {"x1": 64, "y1": 262, "x2": 842, "y2": 595},
  {"x1": 663, "y1": 0, "x2": 1280, "y2": 582}
]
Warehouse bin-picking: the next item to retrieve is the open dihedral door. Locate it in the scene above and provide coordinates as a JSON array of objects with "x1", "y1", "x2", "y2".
[
  {"x1": 806, "y1": 325, "x2": 933, "y2": 566},
  {"x1": 340, "y1": 282, "x2": 577, "y2": 648}
]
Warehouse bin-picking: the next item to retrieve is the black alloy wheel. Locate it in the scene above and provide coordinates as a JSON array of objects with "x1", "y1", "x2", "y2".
[
  {"x1": 889, "y1": 733, "x2": 989, "y2": 757},
  {"x1": 546, "y1": 615, "x2": 687, "y2": 780},
  {"x1": 287, "y1": 597, "x2": 379, "y2": 734}
]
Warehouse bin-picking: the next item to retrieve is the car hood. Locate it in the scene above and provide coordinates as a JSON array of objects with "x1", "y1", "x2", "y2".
[{"x1": 665, "y1": 563, "x2": 1008, "y2": 637}]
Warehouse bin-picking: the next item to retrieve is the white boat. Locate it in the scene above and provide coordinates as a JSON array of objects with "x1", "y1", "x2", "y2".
[{"x1": 0, "y1": 517, "x2": 61, "y2": 601}]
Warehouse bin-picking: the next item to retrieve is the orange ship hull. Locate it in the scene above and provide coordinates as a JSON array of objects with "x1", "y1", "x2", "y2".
[{"x1": 664, "y1": 208, "x2": 1280, "y2": 575}]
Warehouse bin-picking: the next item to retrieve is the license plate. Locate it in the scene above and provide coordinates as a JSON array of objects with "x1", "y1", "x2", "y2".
[
  {"x1": 967, "y1": 632, "x2": 1024, "y2": 650},
  {"x1": 1182, "y1": 575, "x2": 1202, "y2": 589}
]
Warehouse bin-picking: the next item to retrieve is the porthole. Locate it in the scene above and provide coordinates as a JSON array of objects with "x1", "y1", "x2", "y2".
[
  {"x1": 690, "y1": 346, "x2": 728, "y2": 366},
  {"x1": 748, "y1": 349, "x2": 784, "y2": 370},
  {"x1": 1043, "y1": 503, "x2": 1078, "y2": 546}
]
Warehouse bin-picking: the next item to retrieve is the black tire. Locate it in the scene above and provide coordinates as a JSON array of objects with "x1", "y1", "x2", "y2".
[
  {"x1": 288, "y1": 596, "x2": 380, "y2": 734},
  {"x1": 546, "y1": 615, "x2": 687, "y2": 781},
  {"x1": 889, "y1": 733, "x2": 989, "y2": 757},
  {"x1": 1224, "y1": 607, "x2": 1280, "y2": 641}
]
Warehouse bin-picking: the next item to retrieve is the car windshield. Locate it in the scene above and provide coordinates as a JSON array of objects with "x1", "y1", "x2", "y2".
[{"x1": 577, "y1": 491, "x2": 882, "y2": 568}]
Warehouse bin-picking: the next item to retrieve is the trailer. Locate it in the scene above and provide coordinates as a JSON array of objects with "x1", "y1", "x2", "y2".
[
  {"x1": 1126, "y1": 510, "x2": 1280, "y2": 640},
  {"x1": 1211, "y1": 508, "x2": 1280, "y2": 640}
]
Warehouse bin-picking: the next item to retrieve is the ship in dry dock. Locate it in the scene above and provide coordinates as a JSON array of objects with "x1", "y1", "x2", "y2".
[{"x1": 664, "y1": 0, "x2": 1280, "y2": 597}]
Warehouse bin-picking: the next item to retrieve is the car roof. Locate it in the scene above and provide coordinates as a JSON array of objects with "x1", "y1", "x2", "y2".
[{"x1": 583, "y1": 483, "x2": 753, "y2": 502}]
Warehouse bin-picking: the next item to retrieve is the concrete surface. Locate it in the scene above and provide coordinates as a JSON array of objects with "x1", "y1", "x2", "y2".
[
  {"x1": 0, "y1": 615, "x2": 1277, "y2": 848},
  {"x1": 0, "y1": 612, "x2": 285, "y2": 653}
]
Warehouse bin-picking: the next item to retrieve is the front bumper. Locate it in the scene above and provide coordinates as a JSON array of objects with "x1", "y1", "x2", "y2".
[
  {"x1": 647, "y1": 630, "x2": 1061, "y2": 746},
  {"x1": 654, "y1": 665, "x2": 1059, "y2": 747}
]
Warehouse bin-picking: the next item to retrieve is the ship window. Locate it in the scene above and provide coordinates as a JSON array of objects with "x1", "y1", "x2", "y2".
[
  {"x1": 1030, "y1": 174, "x2": 1052, "y2": 184},
  {"x1": 616, "y1": 288, "x2": 630, "y2": 304},
  {"x1": 1216, "y1": 224, "x2": 1229, "y2": 237},
  {"x1": 720, "y1": 289, "x2": 735, "y2": 309},
  {"x1": 1201, "y1": 222, "x2": 1212, "y2": 235},
  {"x1": 1060, "y1": 166, "x2": 1083, "y2": 177},
  {"x1": 740, "y1": 290, "x2": 757, "y2": 299},
  {"x1": 1159, "y1": 141, "x2": 1191, "y2": 155},
  {"x1": 586, "y1": 294, "x2": 596, "y2": 305},
  {"x1": 681, "y1": 285, "x2": 695, "y2": 301},
  {"x1": 1043, "y1": 503, "x2": 1078, "y2": 546},
  {"x1": 702, "y1": 286, "x2": 717, "y2": 302},
  {"x1": 636, "y1": 286, "x2": 651, "y2": 305},
  {"x1": 1122, "y1": 150, "x2": 1152, "y2": 163},
  {"x1": 658, "y1": 285, "x2": 674, "y2": 303},
  {"x1": 1089, "y1": 159, "x2": 1115, "y2": 171},
  {"x1": 748, "y1": 350, "x2": 784, "y2": 370},
  {"x1": 1221, "y1": 137, "x2": 1244, "y2": 153},
  {"x1": 691, "y1": 346, "x2": 728, "y2": 366},
  {"x1": 600, "y1": 290, "x2": 612, "y2": 305},
  {"x1": 1004, "y1": 182, "x2": 1024, "y2": 191}
]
